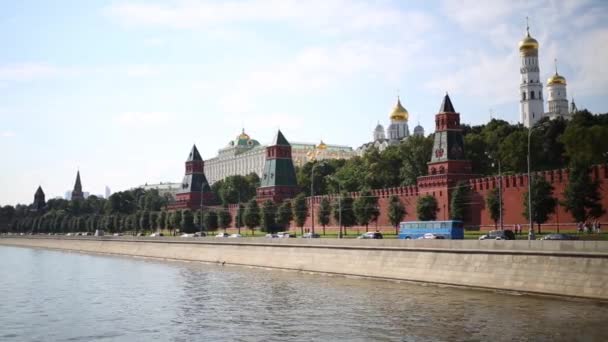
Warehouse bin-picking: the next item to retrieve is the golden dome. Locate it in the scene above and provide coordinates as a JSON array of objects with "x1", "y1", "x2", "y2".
[
  {"x1": 238, "y1": 129, "x2": 250, "y2": 140},
  {"x1": 317, "y1": 140, "x2": 327, "y2": 150},
  {"x1": 519, "y1": 32, "x2": 539, "y2": 56},
  {"x1": 547, "y1": 73, "x2": 566, "y2": 86},
  {"x1": 390, "y1": 97, "x2": 409, "y2": 121}
]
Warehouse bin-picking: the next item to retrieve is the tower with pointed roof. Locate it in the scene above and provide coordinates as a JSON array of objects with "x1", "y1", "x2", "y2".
[
  {"x1": 71, "y1": 171, "x2": 84, "y2": 201},
  {"x1": 570, "y1": 98, "x2": 578, "y2": 114},
  {"x1": 171, "y1": 145, "x2": 215, "y2": 210},
  {"x1": 32, "y1": 186, "x2": 46, "y2": 211},
  {"x1": 386, "y1": 97, "x2": 410, "y2": 142},
  {"x1": 417, "y1": 94, "x2": 478, "y2": 219},
  {"x1": 256, "y1": 130, "x2": 299, "y2": 203},
  {"x1": 546, "y1": 59, "x2": 570, "y2": 119},
  {"x1": 519, "y1": 19, "x2": 544, "y2": 128}
]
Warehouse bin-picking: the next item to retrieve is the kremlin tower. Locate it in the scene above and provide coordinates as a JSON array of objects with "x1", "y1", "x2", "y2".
[
  {"x1": 519, "y1": 20, "x2": 544, "y2": 128},
  {"x1": 171, "y1": 145, "x2": 215, "y2": 210},
  {"x1": 256, "y1": 130, "x2": 299, "y2": 203},
  {"x1": 71, "y1": 171, "x2": 84, "y2": 201}
]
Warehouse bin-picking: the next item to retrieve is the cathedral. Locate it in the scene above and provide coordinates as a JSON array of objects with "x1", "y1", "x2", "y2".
[
  {"x1": 519, "y1": 21, "x2": 577, "y2": 128},
  {"x1": 356, "y1": 97, "x2": 424, "y2": 155}
]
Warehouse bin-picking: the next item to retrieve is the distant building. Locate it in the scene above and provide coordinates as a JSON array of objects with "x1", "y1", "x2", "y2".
[
  {"x1": 71, "y1": 171, "x2": 84, "y2": 201},
  {"x1": 31, "y1": 186, "x2": 45, "y2": 212},
  {"x1": 204, "y1": 129, "x2": 355, "y2": 184},
  {"x1": 137, "y1": 182, "x2": 182, "y2": 200},
  {"x1": 105, "y1": 186, "x2": 111, "y2": 199}
]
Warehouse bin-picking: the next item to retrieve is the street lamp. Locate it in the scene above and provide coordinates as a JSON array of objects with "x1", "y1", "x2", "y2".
[
  {"x1": 310, "y1": 162, "x2": 317, "y2": 235},
  {"x1": 328, "y1": 175, "x2": 342, "y2": 238},
  {"x1": 527, "y1": 123, "x2": 549, "y2": 239},
  {"x1": 200, "y1": 183, "x2": 204, "y2": 237},
  {"x1": 486, "y1": 152, "x2": 503, "y2": 230}
]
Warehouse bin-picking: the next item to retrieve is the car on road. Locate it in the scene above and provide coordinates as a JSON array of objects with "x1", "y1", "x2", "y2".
[
  {"x1": 540, "y1": 233, "x2": 578, "y2": 240},
  {"x1": 216, "y1": 233, "x2": 230, "y2": 238},
  {"x1": 228, "y1": 234, "x2": 241, "y2": 238},
  {"x1": 149, "y1": 232, "x2": 164, "y2": 237},
  {"x1": 113, "y1": 233, "x2": 123, "y2": 236},
  {"x1": 194, "y1": 232, "x2": 206, "y2": 237},
  {"x1": 276, "y1": 232, "x2": 293, "y2": 238},
  {"x1": 265, "y1": 234, "x2": 279, "y2": 238},
  {"x1": 302, "y1": 233, "x2": 321, "y2": 238},
  {"x1": 180, "y1": 233, "x2": 195, "y2": 238},
  {"x1": 479, "y1": 230, "x2": 516, "y2": 240},
  {"x1": 357, "y1": 232, "x2": 383, "y2": 239},
  {"x1": 417, "y1": 233, "x2": 445, "y2": 240}
]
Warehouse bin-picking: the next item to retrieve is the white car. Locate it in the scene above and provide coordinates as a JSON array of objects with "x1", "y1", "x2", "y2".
[
  {"x1": 228, "y1": 234, "x2": 241, "y2": 238},
  {"x1": 180, "y1": 233, "x2": 195, "y2": 238},
  {"x1": 276, "y1": 232, "x2": 292, "y2": 238},
  {"x1": 417, "y1": 233, "x2": 445, "y2": 240},
  {"x1": 216, "y1": 233, "x2": 230, "y2": 238}
]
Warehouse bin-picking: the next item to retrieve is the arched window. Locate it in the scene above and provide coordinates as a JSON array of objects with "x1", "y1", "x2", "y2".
[
  {"x1": 522, "y1": 92, "x2": 526, "y2": 100},
  {"x1": 531, "y1": 91, "x2": 535, "y2": 99}
]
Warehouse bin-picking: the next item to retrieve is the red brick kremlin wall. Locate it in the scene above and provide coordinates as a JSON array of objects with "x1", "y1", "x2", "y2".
[{"x1": 224, "y1": 164, "x2": 608, "y2": 233}]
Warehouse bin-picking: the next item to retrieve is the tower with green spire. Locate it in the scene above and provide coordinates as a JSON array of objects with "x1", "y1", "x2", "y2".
[
  {"x1": 71, "y1": 171, "x2": 84, "y2": 201},
  {"x1": 172, "y1": 144, "x2": 215, "y2": 210},
  {"x1": 256, "y1": 130, "x2": 299, "y2": 203}
]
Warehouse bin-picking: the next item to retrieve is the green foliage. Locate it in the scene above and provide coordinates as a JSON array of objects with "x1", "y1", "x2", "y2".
[
  {"x1": 244, "y1": 199, "x2": 261, "y2": 230},
  {"x1": 212, "y1": 173, "x2": 260, "y2": 204},
  {"x1": 332, "y1": 193, "x2": 356, "y2": 233},
  {"x1": 417, "y1": 195, "x2": 438, "y2": 221},
  {"x1": 353, "y1": 190, "x2": 380, "y2": 231},
  {"x1": 388, "y1": 195, "x2": 406, "y2": 234},
  {"x1": 203, "y1": 211, "x2": 218, "y2": 232},
  {"x1": 261, "y1": 200, "x2": 277, "y2": 233},
  {"x1": 317, "y1": 198, "x2": 331, "y2": 235},
  {"x1": 292, "y1": 193, "x2": 309, "y2": 229},
  {"x1": 562, "y1": 164, "x2": 605, "y2": 222},
  {"x1": 181, "y1": 210, "x2": 195, "y2": 233},
  {"x1": 276, "y1": 200, "x2": 293, "y2": 230},
  {"x1": 139, "y1": 210, "x2": 150, "y2": 231},
  {"x1": 450, "y1": 182, "x2": 471, "y2": 221},
  {"x1": 485, "y1": 188, "x2": 502, "y2": 228},
  {"x1": 235, "y1": 204, "x2": 245, "y2": 230},
  {"x1": 218, "y1": 205, "x2": 232, "y2": 232},
  {"x1": 523, "y1": 175, "x2": 557, "y2": 232},
  {"x1": 171, "y1": 210, "x2": 182, "y2": 231}
]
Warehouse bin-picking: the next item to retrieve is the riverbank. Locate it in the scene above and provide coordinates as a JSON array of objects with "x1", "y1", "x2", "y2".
[{"x1": 2, "y1": 236, "x2": 608, "y2": 300}]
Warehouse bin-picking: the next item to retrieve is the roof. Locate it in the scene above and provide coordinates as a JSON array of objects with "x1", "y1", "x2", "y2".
[
  {"x1": 35, "y1": 186, "x2": 45, "y2": 197},
  {"x1": 187, "y1": 145, "x2": 203, "y2": 161},
  {"x1": 439, "y1": 93, "x2": 455, "y2": 113},
  {"x1": 272, "y1": 130, "x2": 290, "y2": 146},
  {"x1": 73, "y1": 171, "x2": 82, "y2": 192}
]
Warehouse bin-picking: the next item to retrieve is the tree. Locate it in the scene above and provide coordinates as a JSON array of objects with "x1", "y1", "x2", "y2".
[
  {"x1": 417, "y1": 195, "x2": 438, "y2": 221},
  {"x1": 276, "y1": 200, "x2": 293, "y2": 232},
  {"x1": 523, "y1": 175, "x2": 557, "y2": 234},
  {"x1": 204, "y1": 210, "x2": 219, "y2": 232},
  {"x1": 261, "y1": 200, "x2": 278, "y2": 233},
  {"x1": 149, "y1": 212, "x2": 159, "y2": 232},
  {"x1": 317, "y1": 197, "x2": 331, "y2": 235},
  {"x1": 244, "y1": 199, "x2": 261, "y2": 236},
  {"x1": 353, "y1": 190, "x2": 379, "y2": 232},
  {"x1": 218, "y1": 205, "x2": 232, "y2": 233},
  {"x1": 399, "y1": 135, "x2": 434, "y2": 185},
  {"x1": 388, "y1": 195, "x2": 406, "y2": 235},
  {"x1": 562, "y1": 164, "x2": 605, "y2": 223},
  {"x1": 485, "y1": 188, "x2": 502, "y2": 229},
  {"x1": 139, "y1": 210, "x2": 150, "y2": 233},
  {"x1": 450, "y1": 181, "x2": 471, "y2": 221},
  {"x1": 171, "y1": 210, "x2": 182, "y2": 234},
  {"x1": 236, "y1": 204, "x2": 245, "y2": 234},
  {"x1": 181, "y1": 210, "x2": 195, "y2": 233},
  {"x1": 292, "y1": 193, "x2": 309, "y2": 236},
  {"x1": 158, "y1": 211, "x2": 167, "y2": 231},
  {"x1": 332, "y1": 193, "x2": 356, "y2": 236}
]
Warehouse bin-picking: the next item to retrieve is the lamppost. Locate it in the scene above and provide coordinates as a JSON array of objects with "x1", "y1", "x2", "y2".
[
  {"x1": 486, "y1": 152, "x2": 503, "y2": 230},
  {"x1": 310, "y1": 162, "x2": 317, "y2": 235},
  {"x1": 328, "y1": 175, "x2": 342, "y2": 239},
  {"x1": 200, "y1": 184, "x2": 204, "y2": 237},
  {"x1": 527, "y1": 128, "x2": 534, "y2": 240}
]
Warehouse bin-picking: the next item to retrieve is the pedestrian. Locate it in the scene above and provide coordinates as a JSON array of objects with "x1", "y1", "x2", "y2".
[
  {"x1": 517, "y1": 224, "x2": 522, "y2": 235},
  {"x1": 598, "y1": 222, "x2": 602, "y2": 234}
]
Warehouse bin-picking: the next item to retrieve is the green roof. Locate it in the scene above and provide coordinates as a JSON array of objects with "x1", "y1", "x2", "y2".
[
  {"x1": 272, "y1": 130, "x2": 290, "y2": 146},
  {"x1": 260, "y1": 159, "x2": 297, "y2": 187}
]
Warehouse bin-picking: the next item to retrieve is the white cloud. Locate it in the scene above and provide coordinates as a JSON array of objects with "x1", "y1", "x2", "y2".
[
  {"x1": 0, "y1": 63, "x2": 62, "y2": 81},
  {"x1": 113, "y1": 112, "x2": 171, "y2": 126},
  {"x1": 107, "y1": 0, "x2": 434, "y2": 35},
  {"x1": 1, "y1": 130, "x2": 16, "y2": 138},
  {"x1": 125, "y1": 64, "x2": 161, "y2": 77}
]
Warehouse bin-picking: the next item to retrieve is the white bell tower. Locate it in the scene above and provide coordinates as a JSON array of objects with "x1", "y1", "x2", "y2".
[{"x1": 519, "y1": 19, "x2": 544, "y2": 128}]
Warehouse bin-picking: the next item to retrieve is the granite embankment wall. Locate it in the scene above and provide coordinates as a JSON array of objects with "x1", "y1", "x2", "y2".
[{"x1": 2, "y1": 237, "x2": 608, "y2": 300}]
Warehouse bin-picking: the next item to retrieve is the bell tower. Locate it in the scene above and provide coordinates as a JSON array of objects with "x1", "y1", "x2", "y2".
[{"x1": 519, "y1": 19, "x2": 544, "y2": 128}]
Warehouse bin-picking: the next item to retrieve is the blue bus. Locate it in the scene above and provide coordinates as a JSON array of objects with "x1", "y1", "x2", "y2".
[{"x1": 398, "y1": 220, "x2": 464, "y2": 239}]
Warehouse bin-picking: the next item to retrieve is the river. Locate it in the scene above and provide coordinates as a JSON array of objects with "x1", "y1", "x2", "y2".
[{"x1": 0, "y1": 246, "x2": 607, "y2": 341}]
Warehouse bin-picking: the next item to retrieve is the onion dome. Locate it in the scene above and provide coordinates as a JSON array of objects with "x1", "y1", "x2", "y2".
[
  {"x1": 414, "y1": 123, "x2": 424, "y2": 136},
  {"x1": 547, "y1": 73, "x2": 566, "y2": 86},
  {"x1": 390, "y1": 97, "x2": 409, "y2": 121},
  {"x1": 238, "y1": 128, "x2": 250, "y2": 140},
  {"x1": 317, "y1": 140, "x2": 327, "y2": 150},
  {"x1": 519, "y1": 23, "x2": 539, "y2": 56},
  {"x1": 374, "y1": 122, "x2": 384, "y2": 132}
]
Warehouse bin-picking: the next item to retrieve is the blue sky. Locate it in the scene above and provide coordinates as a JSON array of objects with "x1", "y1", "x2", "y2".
[{"x1": 1, "y1": 0, "x2": 607, "y2": 205}]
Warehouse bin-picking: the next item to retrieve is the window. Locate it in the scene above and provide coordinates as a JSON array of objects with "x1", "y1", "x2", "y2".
[
  {"x1": 522, "y1": 92, "x2": 526, "y2": 100},
  {"x1": 531, "y1": 91, "x2": 535, "y2": 99}
]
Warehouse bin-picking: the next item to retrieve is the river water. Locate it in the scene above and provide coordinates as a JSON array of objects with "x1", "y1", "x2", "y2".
[{"x1": 0, "y1": 246, "x2": 607, "y2": 342}]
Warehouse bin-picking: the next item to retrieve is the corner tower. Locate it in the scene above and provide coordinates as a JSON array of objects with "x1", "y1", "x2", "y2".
[
  {"x1": 519, "y1": 19, "x2": 544, "y2": 128},
  {"x1": 417, "y1": 94, "x2": 478, "y2": 219},
  {"x1": 71, "y1": 171, "x2": 84, "y2": 201},
  {"x1": 256, "y1": 130, "x2": 299, "y2": 203},
  {"x1": 32, "y1": 186, "x2": 46, "y2": 211},
  {"x1": 172, "y1": 145, "x2": 214, "y2": 210}
]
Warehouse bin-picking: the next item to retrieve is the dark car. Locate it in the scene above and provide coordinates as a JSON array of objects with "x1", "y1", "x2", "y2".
[
  {"x1": 479, "y1": 230, "x2": 515, "y2": 240},
  {"x1": 358, "y1": 232, "x2": 383, "y2": 239},
  {"x1": 540, "y1": 234, "x2": 578, "y2": 240}
]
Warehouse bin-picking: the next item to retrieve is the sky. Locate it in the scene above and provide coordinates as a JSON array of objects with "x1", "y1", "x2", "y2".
[{"x1": 1, "y1": 0, "x2": 608, "y2": 205}]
